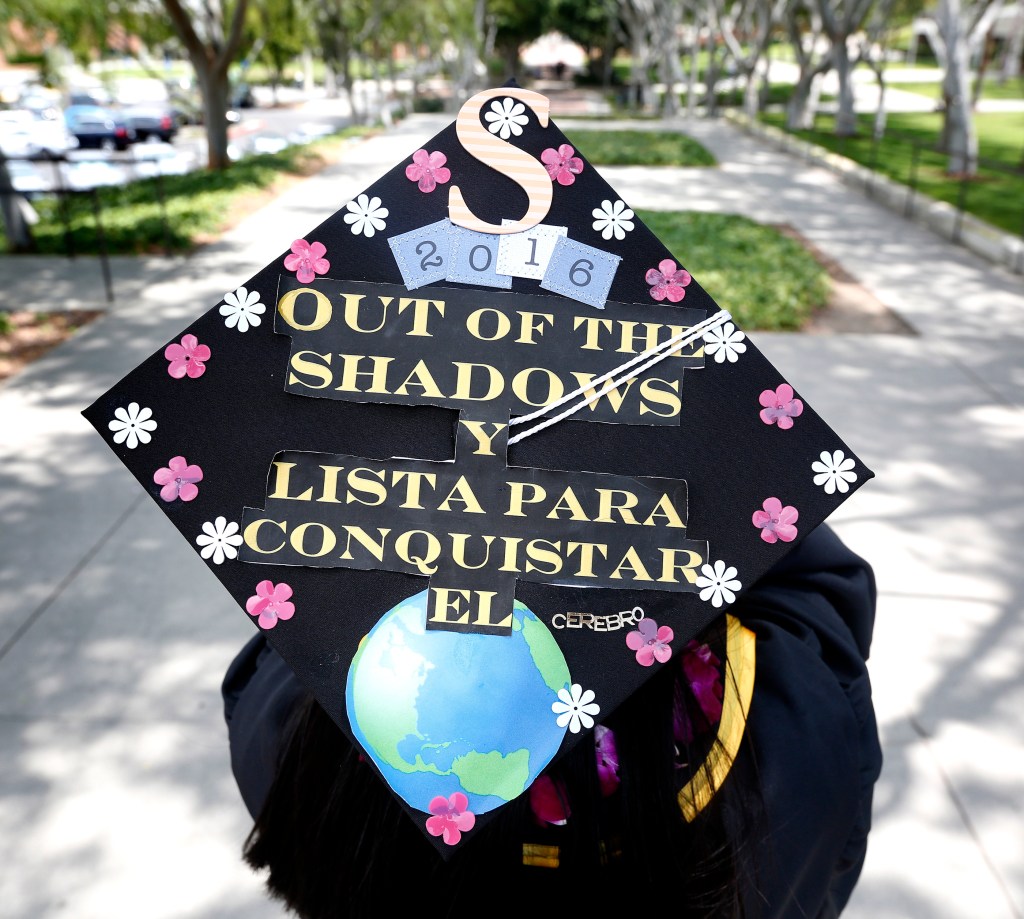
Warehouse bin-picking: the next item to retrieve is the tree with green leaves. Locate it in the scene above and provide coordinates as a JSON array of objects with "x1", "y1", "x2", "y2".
[{"x1": 160, "y1": 0, "x2": 251, "y2": 169}]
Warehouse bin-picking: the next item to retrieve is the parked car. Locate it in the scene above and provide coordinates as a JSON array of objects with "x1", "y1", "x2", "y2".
[
  {"x1": 63, "y1": 104, "x2": 136, "y2": 151},
  {"x1": 123, "y1": 103, "x2": 179, "y2": 142},
  {"x1": 0, "y1": 109, "x2": 76, "y2": 158}
]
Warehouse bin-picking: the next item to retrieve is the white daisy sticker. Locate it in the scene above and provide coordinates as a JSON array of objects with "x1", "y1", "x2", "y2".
[
  {"x1": 195, "y1": 516, "x2": 244, "y2": 565},
  {"x1": 592, "y1": 199, "x2": 635, "y2": 241},
  {"x1": 551, "y1": 683, "x2": 600, "y2": 734},
  {"x1": 483, "y1": 97, "x2": 529, "y2": 140},
  {"x1": 812, "y1": 450, "x2": 858, "y2": 494},
  {"x1": 695, "y1": 560, "x2": 742, "y2": 608},
  {"x1": 344, "y1": 193, "x2": 389, "y2": 238},
  {"x1": 220, "y1": 287, "x2": 266, "y2": 332},
  {"x1": 703, "y1": 321, "x2": 747, "y2": 363},
  {"x1": 108, "y1": 402, "x2": 157, "y2": 449}
]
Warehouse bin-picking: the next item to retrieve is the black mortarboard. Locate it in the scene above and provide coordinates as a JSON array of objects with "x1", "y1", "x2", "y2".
[{"x1": 83, "y1": 85, "x2": 872, "y2": 857}]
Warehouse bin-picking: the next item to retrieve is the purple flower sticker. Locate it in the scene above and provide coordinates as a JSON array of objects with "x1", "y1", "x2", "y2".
[
  {"x1": 625, "y1": 617, "x2": 674, "y2": 666},
  {"x1": 595, "y1": 724, "x2": 620, "y2": 797},
  {"x1": 674, "y1": 640, "x2": 724, "y2": 743},
  {"x1": 540, "y1": 144, "x2": 584, "y2": 186},
  {"x1": 164, "y1": 333, "x2": 210, "y2": 379},
  {"x1": 752, "y1": 497, "x2": 799, "y2": 544},
  {"x1": 425, "y1": 792, "x2": 476, "y2": 846},
  {"x1": 759, "y1": 383, "x2": 804, "y2": 429},
  {"x1": 245, "y1": 580, "x2": 295, "y2": 629},
  {"x1": 284, "y1": 239, "x2": 330, "y2": 284},
  {"x1": 405, "y1": 149, "x2": 451, "y2": 193},
  {"x1": 529, "y1": 774, "x2": 570, "y2": 826},
  {"x1": 153, "y1": 456, "x2": 203, "y2": 502},
  {"x1": 646, "y1": 259, "x2": 691, "y2": 302}
]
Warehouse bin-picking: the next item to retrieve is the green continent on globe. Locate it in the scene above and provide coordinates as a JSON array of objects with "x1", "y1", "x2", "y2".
[
  {"x1": 452, "y1": 749, "x2": 531, "y2": 800},
  {"x1": 346, "y1": 590, "x2": 572, "y2": 816}
]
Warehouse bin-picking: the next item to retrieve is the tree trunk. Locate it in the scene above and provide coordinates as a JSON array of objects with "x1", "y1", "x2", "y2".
[
  {"x1": 1000, "y1": 5, "x2": 1024, "y2": 81},
  {"x1": 743, "y1": 65, "x2": 760, "y2": 118},
  {"x1": 937, "y1": 0, "x2": 979, "y2": 174},
  {"x1": 833, "y1": 38, "x2": 858, "y2": 135},
  {"x1": 0, "y1": 156, "x2": 34, "y2": 252},
  {"x1": 685, "y1": 23, "x2": 700, "y2": 118},
  {"x1": 197, "y1": 65, "x2": 232, "y2": 171}
]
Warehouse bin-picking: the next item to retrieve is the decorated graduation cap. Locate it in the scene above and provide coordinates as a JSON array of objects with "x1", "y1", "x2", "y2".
[{"x1": 83, "y1": 85, "x2": 871, "y2": 857}]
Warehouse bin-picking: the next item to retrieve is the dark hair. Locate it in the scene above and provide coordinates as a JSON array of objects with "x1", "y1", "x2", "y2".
[{"x1": 243, "y1": 616, "x2": 759, "y2": 917}]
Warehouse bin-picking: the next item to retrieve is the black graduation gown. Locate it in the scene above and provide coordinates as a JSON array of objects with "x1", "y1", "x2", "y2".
[{"x1": 222, "y1": 523, "x2": 881, "y2": 918}]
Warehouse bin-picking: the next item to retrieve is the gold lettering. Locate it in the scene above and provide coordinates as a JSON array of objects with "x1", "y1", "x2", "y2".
[
  {"x1": 288, "y1": 350, "x2": 333, "y2": 389},
  {"x1": 394, "y1": 530, "x2": 442, "y2": 574},
  {"x1": 459, "y1": 420, "x2": 507, "y2": 456},
  {"x1": 317, "y1": 465, "x2": 344, "y2": 503},
  {"x1": 658, "y1": 547, "x2": 703, "y2": 584},
  {"x1": 471, "y1": 590, "x2": 511, "y2": 629},
  {"x1": 525, "y1": 538, "x2": 562, "y2": 575},
  {"x1": 451, "y1": 362, "x2": 504, "y2": 402},
  {"x1": 391, "y1": 471, "x2": 437, "y2": 509},
  {"x1": 336, "y1": 354, "x2": 394, "y2": 394},
  {"x1": 546, "y1": 487, "x2": 589, "y2": 521},
  {"x1": 515, "y1": 311, "x2": 555, "y2": 344},
  {"x1": 341, "y1": 293, "x2": 390, "y2": 333},
  {"x1": 565, "y1": 541, "x2": 608, "y2": 577},
  {"x1": 595, "y1": 488, "x2": 640, "y2": 524},
  {"x1": 347, "y1": 467, "x2": 388, "y2": 506},
  {"x1": 438, "y1": 475, "x2": 486, "y2": 514},
  {"x1": 393, "y1": 359, "x2": 444, "y2": 398},
  {"x1": 511, "y1": 366, "x2": 563, "y2": 407},
  {"x1": 268, "y1": 461, "x2": 313, "y2": 501},
  {"x1": 643, "y1": 492, "x2": 686, "y2": 528},
  {"x1": 278, "y1": 287, "x2": 332, "y2": 331},
  {"x1": 450, "y1": 533, "x2": 495, "y2": 569},
  {"x1": 506, "y1": 481, "x2": 546, "y2": 517},
  {"x1": 568, "y1": 371, "x2": 635, "y2": 414},
  {"x1": 243, "y1": 518, "x2": 287, "y2": 553},
  {"x1": 609, "y1": 546, "x2": 654, "y2": 581},
  {"x1": 639, "y1": 378, "x2": 682, "y2": 418},
  {"x1": 397, "y1": 297, "x2": 445, "y2": 336},
  {"x1": 290, "y1": 521, "x2": 336, "y2": 558},
  {"x1": 573, "y1": 316, "x2": 613, "y2": 351},
  {"x1": 428, "y1": 587, "x2": 471, "y2": 625},
  {"x1": 339, "y1": 526, "x2": 390, "y2": 562},
  {"x1": 466, "y1": 307, "x2": 511, "y2": 341}
]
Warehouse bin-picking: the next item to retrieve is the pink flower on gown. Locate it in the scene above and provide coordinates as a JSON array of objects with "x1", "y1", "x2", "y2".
[
  {"x1": 405, "y1": 149, "x2": 451, "y2": 193},
  {"x1": 283, "y1": 239, "x2": 330, "y2": 283},
  {"x1": 625, "y1": 617, "x2": 675, "y2": 666},
  {"x1": 425, "y1": 792, "x2": 476, "y2": 845},
  {"x1": 540, "y1": 144, "x2": 584, "y2": 185},
  {"x1": 752, "y1": 497, "x2": 799, "y2": 544},
  {"x1": 646, "y1": 259, "x2": 692, "y2": 302},
  {"x1": 759, "y1": 383, "x2": 804, "y2": 429},
  {"x1": 245, "y1": 580, "x2": 296, "y2": 629},
  {"x1": 164, "y1": 334, "x2": 210, "y2": 379},
  {"x1": 153, "y1": 456, "x2": 203, "y2": 502}
]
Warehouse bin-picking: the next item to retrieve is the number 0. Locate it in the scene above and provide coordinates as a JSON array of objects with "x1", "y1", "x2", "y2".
[{"x1": 469, "y1": 244, "x2": 493, "y2": 272}]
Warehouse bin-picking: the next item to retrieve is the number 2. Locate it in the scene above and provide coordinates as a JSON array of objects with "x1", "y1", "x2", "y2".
[{"x1": 416, "y1": 239, "x2": 443, "y2": 271}]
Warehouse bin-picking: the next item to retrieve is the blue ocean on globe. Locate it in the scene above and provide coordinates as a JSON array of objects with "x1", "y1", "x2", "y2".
[{"x1": 346, "y1": 590, "x2": 571, "y2": 816}]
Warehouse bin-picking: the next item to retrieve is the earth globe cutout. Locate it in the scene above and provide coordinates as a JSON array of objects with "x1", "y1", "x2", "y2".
[{"x1": 346, "y1": 589, "x2": 571, "y2": 817}]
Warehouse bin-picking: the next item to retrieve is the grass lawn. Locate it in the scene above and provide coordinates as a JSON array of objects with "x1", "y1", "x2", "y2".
[
  {"x1": 636, "y1": 209, "x2": 830, "y2": 330},
  {"x1": 888, "y1": 77, "x2": 1024, "y2": 102},
  {"x1": 1, "y1": 127, "x2": 373, "y2": 256},
  {"x1": 760, "y1": 110, "x2": 1024, "y2": 235},
  {"x1": 565, "y1": 129, "x2": 716, "y2": 166}
]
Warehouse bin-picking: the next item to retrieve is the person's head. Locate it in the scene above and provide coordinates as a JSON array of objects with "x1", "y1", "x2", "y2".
[{"x1": 243, "y1": 615, "x2": 760, "y2": 918}]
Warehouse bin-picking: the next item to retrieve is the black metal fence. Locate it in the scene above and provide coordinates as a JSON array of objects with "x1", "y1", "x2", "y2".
[{"x1": 0, "y1": 149, "x2": 184, "y2": 303}]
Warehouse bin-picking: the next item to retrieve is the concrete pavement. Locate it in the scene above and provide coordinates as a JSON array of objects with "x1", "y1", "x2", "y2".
[{"x1": 1, "y1": 112, "x2": 1022, "y2": 917}]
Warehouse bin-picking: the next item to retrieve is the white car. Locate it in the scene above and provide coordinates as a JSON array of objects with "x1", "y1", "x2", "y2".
[{"x1": 0, "y1": 109, "x2": 77, "y2": 158}]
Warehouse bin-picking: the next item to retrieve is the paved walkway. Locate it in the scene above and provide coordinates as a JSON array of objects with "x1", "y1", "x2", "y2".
[{"x1": 1, "y1": 113, "x2": 1022, "y2": 918}]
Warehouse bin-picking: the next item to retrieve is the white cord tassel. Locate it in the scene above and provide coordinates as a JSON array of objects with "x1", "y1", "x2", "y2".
[{"x1": 508, "y1": 310, "x2": 732, "y2": 446}]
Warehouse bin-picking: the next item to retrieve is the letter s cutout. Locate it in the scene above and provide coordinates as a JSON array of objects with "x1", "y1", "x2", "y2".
[{"x1": 448, "y1": 88, "x2": 552, "y2": 235}]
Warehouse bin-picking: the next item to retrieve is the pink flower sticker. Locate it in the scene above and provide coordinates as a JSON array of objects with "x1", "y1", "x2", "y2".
[
  {"x1": 153, "y1": 456, "x2": 203, "y2": 502},
  {"x1": 425, "y1": 792, "x2": 476, "y2": 846},
  {"x1": 164, "y1": 333, "x2": 210, "y2": 379},
  {"x1": 759, "y1": 383, "x2": 804, "y2": 429},
  {"x1": 405, "y1": 149, "x2": 451, "y2": 193},
  {"x1": 540, "y1": 144, "x2": 584, "y2": 186},
  {"x1": 625, "y1": 617, "x2": 674, "y2": 666},
  {"x1": 674, "y1": 640, "x2": 724, "y2": 744},
  {"x1": 646, "y1": 259, "x2": 691, "y2": 302},
  {"x1": 283, "y1": 239, "x2": 330, "y2": 284},
  {"x1": 245, "y1": 580, "x2": 295, "y2": 630},
  {"x1": 752, "y1": 497, "x2": 799, "y2": 543}
]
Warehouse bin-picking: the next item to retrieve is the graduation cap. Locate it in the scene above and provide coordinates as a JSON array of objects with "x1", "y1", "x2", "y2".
[{"x1": 83, "y1": 85, "x2": 872, "y2": 857}]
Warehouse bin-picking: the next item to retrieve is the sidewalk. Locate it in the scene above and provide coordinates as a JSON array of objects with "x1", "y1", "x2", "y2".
[{"x1": 1, "y1": 112, "x2": 1022, "y2": 918}]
